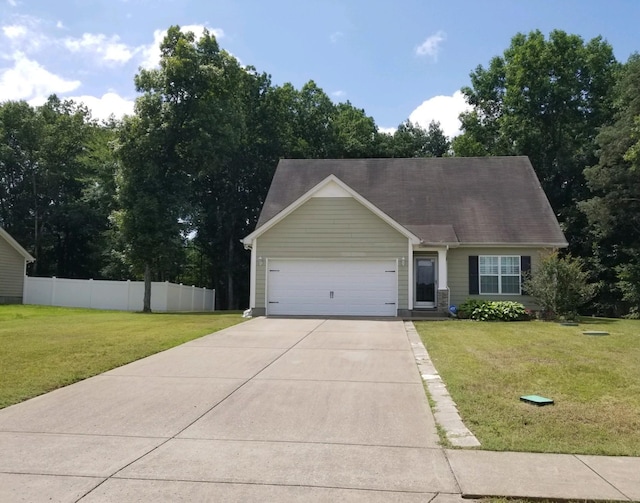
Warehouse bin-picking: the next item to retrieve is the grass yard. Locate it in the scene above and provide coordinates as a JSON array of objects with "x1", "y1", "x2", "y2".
[
  {"x1": 415, "y1": 318, "x2": 640, "y2": 456},
  {"x1": 0, "y1": 305, "x2": 245, "y2": 409}
]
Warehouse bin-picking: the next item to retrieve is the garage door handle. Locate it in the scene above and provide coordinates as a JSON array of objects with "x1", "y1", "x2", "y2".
[
  {"x1": 269, "y1": 301, "x2": 279, "y2": 304},
  {"x1": 385, "y1": 270, "x2": 396, "y2": 273},
  {"x1": 330, "y1": 291, "x2": 334, "y2": 299},
  {"x1": 385, "y1": 302, "x2": 396, "y2": 305}
]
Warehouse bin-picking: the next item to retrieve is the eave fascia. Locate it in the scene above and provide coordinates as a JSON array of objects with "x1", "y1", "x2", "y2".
[
  {"x1": 456, "y1": 242, "x2": 569, "y2": 248},
  {"x1": 413, "y1": 242, "x2": 460, "y2": 249}
]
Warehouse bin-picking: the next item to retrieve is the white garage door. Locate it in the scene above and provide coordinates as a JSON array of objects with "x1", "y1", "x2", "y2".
[{"x1": 267, "y1": 260, "x2": 397, "y2": 316}]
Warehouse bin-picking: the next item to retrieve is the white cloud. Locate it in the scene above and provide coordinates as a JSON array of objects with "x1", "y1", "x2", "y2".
[
  {"x1": 7, "y1": 0, "x2": 18, "y2": 6},
  {"x1": 2, "y1": 24, "x2": 27, "y2": 39},
  {"x1": 329, "y1": 31, "x2": 343, "y2": 44},
  {"x1": 140, "y1": 25, "x2": 224, "y2": 69},
  {"x1": 408, "y1": 90, "x2": 471, "y2": 138},
  {"x1": 56, "y1": 21, "x2": 64, "y2": 29},
  {"x1": 64, "y1": 33, "x2": 134, "y2": 64},
  {"x1": 416, "y1": 31, "x2": 445, "y2": 60},
  {"x1": 1, "y1": 17, "x2": 50, "y2": 53},
  {"x1": 378, "y1": 126, "x2": 396, "y2": 135},
  {"x1": 0, "y1": 52, "x2": 80, "y2": 102},
  {"x1": 66, "y1": 92, "x2": 135, "y2": 121},
  {"x1": 331, "y1": 90, "x2": 346, "y2": 99}
]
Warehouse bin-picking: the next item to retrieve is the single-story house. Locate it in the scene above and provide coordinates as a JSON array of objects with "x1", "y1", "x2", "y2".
[
  {"x1": 0, "y1": 227, "x2": 35, "y2": 304},
  {"x1": 242, "y1": 157, "x2": 568, "y2": 317}
]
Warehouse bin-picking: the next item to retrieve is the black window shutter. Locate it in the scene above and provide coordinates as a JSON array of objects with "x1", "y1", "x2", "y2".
[
  {"x1": 521, "y1": 256, "x2": 531, "y2": 294},
  {"x1": 469, "y1": 256, "x2": 479, "y2": 295}
]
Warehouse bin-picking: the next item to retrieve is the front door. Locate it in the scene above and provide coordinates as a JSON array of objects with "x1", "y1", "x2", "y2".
[{"x1": 415, "y1": 257, "x2": 436, "y2": 308}]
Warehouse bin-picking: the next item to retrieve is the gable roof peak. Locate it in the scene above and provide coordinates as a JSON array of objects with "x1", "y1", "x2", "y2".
[{"x1": 252, "y1": 156, "x2": 567, "y2": 247}]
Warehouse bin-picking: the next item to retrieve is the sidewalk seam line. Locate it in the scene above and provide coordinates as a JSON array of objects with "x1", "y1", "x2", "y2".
[
  {"x1": 105, "y1": 475, "x2": 442, "y2": 494},
  {"x1": 573, "y1": 454, "x2": 633, "y2": 501},
  {"x1": 75, "y1": 318, "x2": 329, "y2": 502}
]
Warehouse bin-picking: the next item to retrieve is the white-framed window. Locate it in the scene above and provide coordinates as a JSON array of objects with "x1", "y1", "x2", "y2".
[{"x1": 479, "y1": 256, "x2": 521, "y2": 294}]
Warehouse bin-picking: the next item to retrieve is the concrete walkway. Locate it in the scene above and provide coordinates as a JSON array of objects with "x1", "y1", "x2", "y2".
[{"x1": 0, "y1": 317, "x2": 638, "y2": 502}]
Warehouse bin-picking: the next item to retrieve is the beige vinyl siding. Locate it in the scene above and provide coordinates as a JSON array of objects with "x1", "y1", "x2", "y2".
[
  {"x1": 448, "y1": 247, "x2": 551, "y2": 309},
  {"x1": 0, "y1": 237, "x2": 26, "y2": 298},
  {"x1": 255, "y1": 197, "x2": 409, "y2": 310}
]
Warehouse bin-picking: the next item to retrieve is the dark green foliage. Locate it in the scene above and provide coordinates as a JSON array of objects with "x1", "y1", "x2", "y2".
[
  {"x1": 380, "y1": 120, "x2": 450, "y2": 158},
  {"x1": 580, "y1": 54, "x2": 640, "y2": 316},
  {"x1": 13, "y1": 25, "x2": 640, "y2": 317},
  {"x1": 0, "y1": 26, "x2": 456, "y2": 311},
  {"x1": 114, "y1": 25, "x2": 456, "y2": 309},
  {"x1": 454, "y1": 30, "x2": 618, "y2": 256},
  {"x1": 0, "y1": 97, "x2": 117, "y2": 278},
  {"x1": 458, "y1": 299, "x2": 528, "y2": 321},
  {"x1": 523, "y1": 252, "x2": 597, "y2": 320}
]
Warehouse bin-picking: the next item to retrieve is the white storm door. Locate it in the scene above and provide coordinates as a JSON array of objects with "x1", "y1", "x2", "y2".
[{"x1": 414, "y1": 257, "x2": 437, "y2": 308}]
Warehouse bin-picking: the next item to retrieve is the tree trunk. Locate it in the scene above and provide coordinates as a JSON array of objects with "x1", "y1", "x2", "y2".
[{"x1": 143, "y1": 263, "x2": 152, "y2": 313}]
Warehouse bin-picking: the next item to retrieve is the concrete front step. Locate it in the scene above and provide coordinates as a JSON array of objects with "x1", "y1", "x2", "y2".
[{"x1": 407, "y1": 310, "x2": 450, "y2": 321}]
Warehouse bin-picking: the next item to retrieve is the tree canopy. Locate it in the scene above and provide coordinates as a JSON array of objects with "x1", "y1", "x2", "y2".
[
  {"x1": 453, "y1": 29, "x2": 618, "y2": 255},
  {"x1": 4, "y1": 26, "x2": 640, "y2": 316}
]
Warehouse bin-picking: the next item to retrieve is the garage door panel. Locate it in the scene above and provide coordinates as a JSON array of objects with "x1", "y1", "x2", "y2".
[{"x1": 267, "y1": 260, "x2": 397, "y2": 317}]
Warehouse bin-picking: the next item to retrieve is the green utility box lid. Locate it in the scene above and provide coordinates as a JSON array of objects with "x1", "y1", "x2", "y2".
[{"x1": 520, "y1": 395, "x2": 554, "y2": 406}]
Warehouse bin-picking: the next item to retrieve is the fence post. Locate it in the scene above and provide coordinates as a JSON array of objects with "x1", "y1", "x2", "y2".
[
  {"x1": 126, "y1": 280, "x2": 131, "y2": 311},
  {"x1": 163, "y1": 280, "x2": 167, "y2": 311},
  {"x1": 89, "y1": 278, "x2": 93, "y2": 309},
  {"x1": 23, "y1": 276, "x2": 29, "y2": 304},
  {"x1": 178, "y1": 283, "x2": 183, "y2": 311},
  {"x1": 202, "y1": 287, "x2": 206, "y2": 311},
  {"x1": 51, "y1": 276, "x2": 57, "y2": 306}
]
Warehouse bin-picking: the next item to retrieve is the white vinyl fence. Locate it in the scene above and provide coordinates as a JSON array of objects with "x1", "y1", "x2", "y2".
[{"x1": 24, "y1": 277, "x2": 215, "y2": 312}]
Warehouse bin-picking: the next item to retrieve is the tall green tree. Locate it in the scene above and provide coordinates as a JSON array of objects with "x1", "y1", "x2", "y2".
[
  {"x1": 121, "y1": 26, "x2": 277, "y2": 309},
  {"x1": 0, "y1": 97, "x2": 116, "y2": 278},
  {"x1": 580, "y1": 54, "x2": 640, "y2": 315},
  {"x1": 453, "y1": 30, "x2": 618, "y2": 254},
  {"x1": 333, "y1": 102, "x2": 378, "y2": 158},
  {"x1": 387, "y1": 120, "x2": 449, "y2": 157},
  {"x1": 116, "y1": 27, "x2": 203, "y2": 310},
  {"x1": 190, "y1": 63, "x2": 275, "y2": 309}
]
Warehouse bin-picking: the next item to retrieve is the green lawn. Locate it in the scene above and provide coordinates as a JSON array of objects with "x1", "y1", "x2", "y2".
[
  {"x1": 415, "y1": 318, "x2": 640, "y2": 456},
  {"x1": 0, "y1": 305, "x2": 245, "y2": 409}
]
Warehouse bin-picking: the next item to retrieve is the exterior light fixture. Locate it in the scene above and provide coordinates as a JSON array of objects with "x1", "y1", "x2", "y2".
[{"x1": 400, "y1": 257, "x2": 406, "y2": 267}]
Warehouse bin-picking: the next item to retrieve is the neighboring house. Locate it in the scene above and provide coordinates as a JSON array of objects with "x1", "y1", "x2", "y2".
[
  {"x1": 0, "y1": 228, "x2": 35, "y2": 304},
  {"x1": 242, "y1": 157, "x2": 568, "y2": 317}
]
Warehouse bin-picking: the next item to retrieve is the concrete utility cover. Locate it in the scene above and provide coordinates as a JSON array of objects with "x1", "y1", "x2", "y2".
[{"x1": 520, "y1": 395, "x2": 554, "y2": 406}]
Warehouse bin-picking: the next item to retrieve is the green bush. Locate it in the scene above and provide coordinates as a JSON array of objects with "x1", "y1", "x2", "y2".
[
  {"x1": 522, "y1": 252, "x2": 597, "y2": 321},
  {"x1": 458, "y1": 299, "x2": 528, "y2": 321}
]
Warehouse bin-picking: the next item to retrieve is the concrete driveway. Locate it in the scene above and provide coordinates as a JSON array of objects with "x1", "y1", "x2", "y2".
[{"x1": 0, "y1": 318, "x2": 459, "y2": 502}]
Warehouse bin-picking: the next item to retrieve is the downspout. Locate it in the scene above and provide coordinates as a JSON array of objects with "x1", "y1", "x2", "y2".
[
  {"x1": 407, "y1": 240, "x2": 415, "y2": 311},
  {"x1": 249, "y1": 239, "x2": 257, "y2": 311}
]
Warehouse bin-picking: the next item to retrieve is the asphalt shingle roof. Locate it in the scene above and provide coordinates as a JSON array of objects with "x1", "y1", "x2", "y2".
[{"x1": 255, "y1": 157, "x2": 567, "y2": 246}]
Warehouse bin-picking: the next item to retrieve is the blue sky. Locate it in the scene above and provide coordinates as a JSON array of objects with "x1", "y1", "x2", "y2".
[{"x1": 1, "y1": 0, "x2": 639, "y2": 136}]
